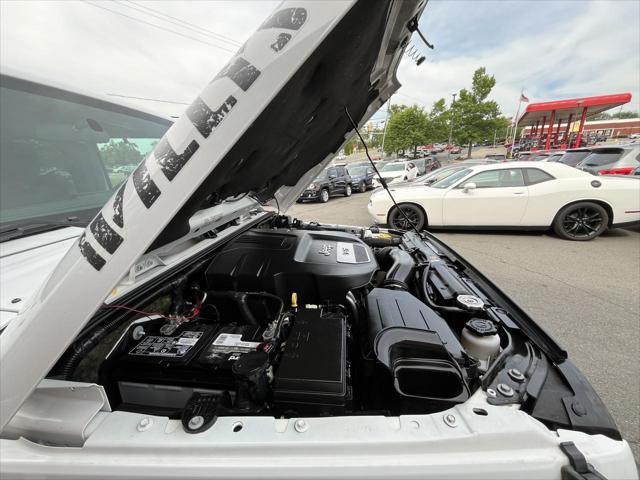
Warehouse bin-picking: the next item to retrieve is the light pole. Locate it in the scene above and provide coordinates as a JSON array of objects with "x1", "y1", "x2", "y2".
[
  {"x1": 447, "y1": 93, "x2": 457, "y2": 162},
  {"x1": 380, "y1": 96, "x2": 392, "y2": 159}
]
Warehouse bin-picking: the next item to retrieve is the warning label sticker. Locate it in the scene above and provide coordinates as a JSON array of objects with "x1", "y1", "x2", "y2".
[
  {"x1": 129, "y1": 331, "x2": 203, "y2": 357},
  {"x1": 210, "y1": 333, "x2": 260, "y2": 353}
]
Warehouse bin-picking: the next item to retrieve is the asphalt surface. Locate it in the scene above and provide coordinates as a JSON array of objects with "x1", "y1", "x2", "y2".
[{"x1": 288, "y1": 190, "x2": 640, "y2": 460}]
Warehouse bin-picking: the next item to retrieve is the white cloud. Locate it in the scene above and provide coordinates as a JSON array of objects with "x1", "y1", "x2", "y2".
[
  {"x1": 397, "y1": 0, "x2": 640, "y2": 117},
  {"x1": 1, "y1": 0, "x2": 638, "y2": 120},
  {"x1": 0, "y1": 0, "x2": 278, "y2": 117}
]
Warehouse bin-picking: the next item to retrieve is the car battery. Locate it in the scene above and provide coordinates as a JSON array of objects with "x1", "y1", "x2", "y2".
[{"x1": 99, "y1": 318, "x2": 262, "y2": 416}]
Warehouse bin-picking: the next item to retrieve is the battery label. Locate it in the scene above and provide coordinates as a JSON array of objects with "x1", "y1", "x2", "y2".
[
  {"x1": 211, "y1": 333, "x2": 260, "y2": 352},
  {"x1": 129, "y1": 331, "x2": 203, "y2": 357}
]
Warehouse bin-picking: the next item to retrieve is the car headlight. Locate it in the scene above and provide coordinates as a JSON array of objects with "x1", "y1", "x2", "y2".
[{"x1": 308, "y1": 183, "x2": 316, "y2": 190}]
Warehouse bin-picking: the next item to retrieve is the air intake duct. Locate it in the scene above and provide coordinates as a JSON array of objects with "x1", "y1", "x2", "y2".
[
  {"x1": 377, "y1": 247, "x2": 414, "y2": 290},
  {"x1": 366, "y1": 288, "x2": 469, "y2": 403}
]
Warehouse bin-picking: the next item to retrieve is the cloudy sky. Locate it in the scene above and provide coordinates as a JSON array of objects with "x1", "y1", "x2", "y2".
[{"x1": 2, "y1": 0, "x2": 639, "y2": 123}]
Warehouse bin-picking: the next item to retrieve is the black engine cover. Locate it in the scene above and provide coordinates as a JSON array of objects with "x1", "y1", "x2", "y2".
[{"x1": 205, "y1": 229, "x2": 377, "y2": 304}]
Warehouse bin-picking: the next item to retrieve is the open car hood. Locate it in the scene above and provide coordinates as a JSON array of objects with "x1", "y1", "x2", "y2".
[{"x1": 0, "y1": 0, "x2": 428, "y2": 427}]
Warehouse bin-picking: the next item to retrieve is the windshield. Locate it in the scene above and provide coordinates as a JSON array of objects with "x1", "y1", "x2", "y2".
[
  {"x1": 348, "y1": 166, "x2": 368, "y2": 175},
  {"x1": 0, "y1": 79, "x2": 170, "y2": 226},
  {"x1": 530, "y1": 154, "x2": 550, "y2": 161},
  {"x1": 431, "y1": 168, "x2": 472, "y2": 189},
  {"x1": 422, "y1": 166, "x2": 465, "y2": 183},
  {"x1": 557, "y1": 151, "x2": 591, "y2": 166},
  {"x1": 381, "y1": 162, "x2": 405, "y2": 172},
  {"x1": 580, "y1": 149, "x2": 624, "y2": 167}
]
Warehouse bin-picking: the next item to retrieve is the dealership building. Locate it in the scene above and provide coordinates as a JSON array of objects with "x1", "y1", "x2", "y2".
[{"x1": 580, "y1": 118, "x2": 640, "y2": 138}]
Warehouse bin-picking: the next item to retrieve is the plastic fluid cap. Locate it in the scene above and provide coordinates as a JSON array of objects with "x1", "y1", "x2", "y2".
[
  {"x1": 291, "y1": 292, "x2": 298, "y2": 309},
  {"x1": 465, "y1": 318, "x2": 497, "y2": 336}
]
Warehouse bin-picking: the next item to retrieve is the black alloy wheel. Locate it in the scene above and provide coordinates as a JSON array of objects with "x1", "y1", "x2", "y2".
[
  {"x1": 388, "y1": 203, "x2": 426, "y2": 231},
  {"x1": 344, "y1": 184, "x2": 352, "y2": 197},
  {"x1": 553, "y1": 202, "x2": 608, "y2": 241}
]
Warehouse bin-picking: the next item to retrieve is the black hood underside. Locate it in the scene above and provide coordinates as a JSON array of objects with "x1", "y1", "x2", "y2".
[{"x1": 151, "y1": 1, "x2": 393, "y2": 249}]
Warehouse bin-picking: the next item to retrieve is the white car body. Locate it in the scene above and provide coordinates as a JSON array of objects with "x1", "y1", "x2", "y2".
[
  {"x1": 0, "y1": 227, "x2": 83, "y2": 330},
  {"x1": 0, "y1": 2, "x2": 637, "y2": 479},
  {"x1": 0, "y1": 72, "x2": 172, "y2": 331},
  {"x1": 373, "y1": 160, "x2": 412, "y2": 186},
  {"x1": 368, "y1": 162, "x2": 640, "y2": 229}
]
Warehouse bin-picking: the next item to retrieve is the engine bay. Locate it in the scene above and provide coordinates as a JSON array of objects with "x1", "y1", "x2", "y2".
[{"x1": 57, "y1": 216, "x2": 536, "y2": 433}]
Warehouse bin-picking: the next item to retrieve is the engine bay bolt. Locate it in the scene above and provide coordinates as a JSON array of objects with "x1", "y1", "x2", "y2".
[
  {"x1": 132, "y1": 325, "x2": 146, "y2": 341},
  {"x1": 508, "y1": 368, "x2": 525, "y2": 382},
  {"x1": 497, "y1": 383, "x2": 514, "y2": 397},
  {"x1": 443, "y1": 414, "x2": 458, "y2": 428},
  {"x1": 136, "y1": 417, "x2": 153, "y2": 432},
  {"x1": 188, "y1": 416, "x2": 205, "y2": 431},
  {"x1": 294, "y1": 419, "x2": 308, "y2": 433},
  {"x1": 486, "y1": 388, "x2": 497, "y2": 398}
]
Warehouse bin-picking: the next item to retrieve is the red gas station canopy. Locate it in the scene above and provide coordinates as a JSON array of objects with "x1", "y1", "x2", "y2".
[{"x1": 518, "y1": 93, "x2": 632, "y2": 125}]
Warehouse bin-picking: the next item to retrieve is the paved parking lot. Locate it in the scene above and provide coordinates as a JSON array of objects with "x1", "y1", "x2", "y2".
[{"x1": 289, "y1": 192, "x2": 640, "y2": 459}]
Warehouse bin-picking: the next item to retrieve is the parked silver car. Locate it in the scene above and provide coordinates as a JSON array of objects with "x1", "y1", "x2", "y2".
[
  {"x1": 552, "y1": 148, "x2": 592, "y2": 167},
  {"x1": 576, "y1": 144, "x2": 640, "y2": 175}
]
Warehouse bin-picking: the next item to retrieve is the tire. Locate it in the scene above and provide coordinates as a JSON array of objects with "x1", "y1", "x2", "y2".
[
  {"x1": 553, "y1": 202, "x2": 608, "y2": 241},
  {"x1": 358, "y1": 181, "x2": 366, "y2": 192},
  {"x1": 344, "y1": 184, "x2": 352, "y2": 197},
  {"x1": 388, "y1": 203, "x2": 426, "y2": 231},
  {"x1": 319, "y1": 188, "x2": 330, "y2": 203}
]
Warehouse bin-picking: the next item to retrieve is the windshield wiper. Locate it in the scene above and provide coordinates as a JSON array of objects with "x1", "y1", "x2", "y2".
[{"x1": 0, "y1": 218, "x2": 89, "y2": 242}]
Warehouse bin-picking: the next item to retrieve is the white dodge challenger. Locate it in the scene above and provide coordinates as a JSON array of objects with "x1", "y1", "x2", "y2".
[{"x1": 368, "y1": 162, "x2": 640, "y2": 240}]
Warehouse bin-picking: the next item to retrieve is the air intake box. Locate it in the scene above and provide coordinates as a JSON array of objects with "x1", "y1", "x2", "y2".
[
  {"x1": 366, "y1": 288, "x2": 469, "y2": 403},
  {"x1": 205, "y1": 229, "x2": 377, "y2": 304}
]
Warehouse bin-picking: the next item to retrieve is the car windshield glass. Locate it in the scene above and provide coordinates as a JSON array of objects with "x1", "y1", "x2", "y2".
[
  {"x1": 0, "y1": 82, "x2": 170, "y2": 226},
  {"x1": 580, "y1": 150, "x2": 624, "y2": 166},
  {"x1": 348, "y1": 166, "x2": 368, "y2": 175},
  {"x1": 431, "y1": 168, "x2": 472, "y2": 188},
  {"x1": 381, "y1": 163, "x2": 405, "y2": 172},
  {"x1": 558, "y1": 151, "x2": 590, "y2": 166},
  {"x1": 423, "y1": 166, "x2": 465, "y2": 183}
]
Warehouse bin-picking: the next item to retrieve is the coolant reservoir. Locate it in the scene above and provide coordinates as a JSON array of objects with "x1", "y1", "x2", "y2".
[{"x1": 461, "y1": 318, "x2": 500, "y2": 361}]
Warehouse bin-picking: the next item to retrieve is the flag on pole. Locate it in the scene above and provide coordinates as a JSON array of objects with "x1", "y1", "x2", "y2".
[{"x1": 520, "y1": 93, "x2": 530, "y2": 102}]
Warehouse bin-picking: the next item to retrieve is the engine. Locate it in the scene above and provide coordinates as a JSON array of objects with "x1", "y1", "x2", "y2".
[{"x1": 97, "y1": 223, "x2": 504, "y2": 431}]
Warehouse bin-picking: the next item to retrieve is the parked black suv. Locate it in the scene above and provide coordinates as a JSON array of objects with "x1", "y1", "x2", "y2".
[{"x1": 298, "y1": 165, "x2": 352, "y2": 203}]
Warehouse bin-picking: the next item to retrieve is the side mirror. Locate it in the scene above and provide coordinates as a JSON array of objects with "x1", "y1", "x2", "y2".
[{"x1": 463, "y1": 182, "x2": 476, "y2": 193}]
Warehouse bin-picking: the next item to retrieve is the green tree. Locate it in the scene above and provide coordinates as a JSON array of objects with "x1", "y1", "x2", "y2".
[
  {"x1": 425, "y1": 98, "x2": 450, "y2": 143},
  {"x1": 450, "y1": 67, "x2": 503, "y2": 157},
  {"x1": 384, "y1": 104, "x2": 429, "y2": 155},
  {"x1": 586, "y1": 110, "x2": 638, "y2": 121},
  {"x1": 99, "y1": 139, "x2": 143, "y2": 168},
  {"x1": 613, "y1": 111, "x2": 638, "y2": 119},
  {"x1": 343, "y1": 137, "x2": 359, "y2": 155}
]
